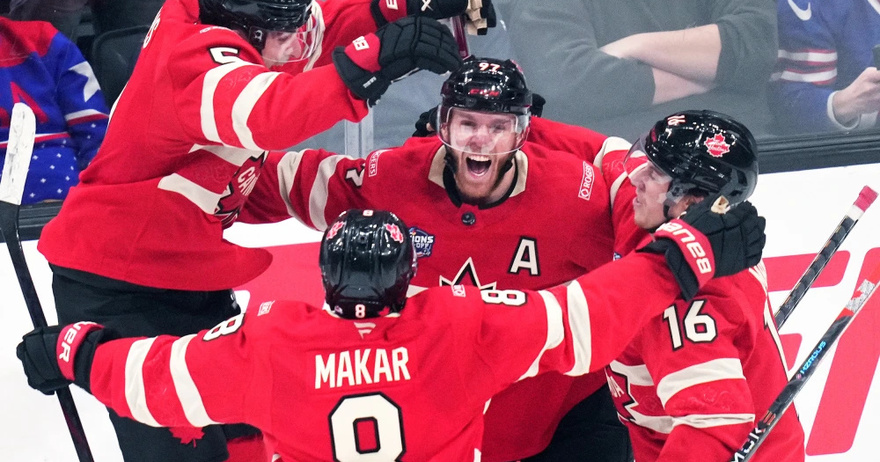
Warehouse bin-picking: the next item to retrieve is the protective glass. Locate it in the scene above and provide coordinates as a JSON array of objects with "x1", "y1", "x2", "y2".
[
  {"x1": 259, "y1": 15, "x2": 319, "y2": 66},
  {"x1": 438, "y1": 107, "x2": 529, "y2": 156}
]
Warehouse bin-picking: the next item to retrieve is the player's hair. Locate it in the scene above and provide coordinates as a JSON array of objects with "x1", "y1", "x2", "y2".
[
  {"x1": 319, "y1": 209, "x2": 417, "y2": 320},
  {"x1": 635, "y1": 109, "x2": 759, "y2": 205},
  {"x1": 199, "y1": 0, "x2": 313, "y2": 51}
]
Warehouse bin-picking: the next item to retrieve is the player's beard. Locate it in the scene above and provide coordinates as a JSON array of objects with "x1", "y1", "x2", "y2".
[{"x1": 447, "y1": 150, "x2": 516, "y2": 206}]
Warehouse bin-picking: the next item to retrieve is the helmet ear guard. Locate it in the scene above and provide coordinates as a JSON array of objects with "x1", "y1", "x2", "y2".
[{"x1": 319, "y1": 210, "x2": 417, "y2": 320}]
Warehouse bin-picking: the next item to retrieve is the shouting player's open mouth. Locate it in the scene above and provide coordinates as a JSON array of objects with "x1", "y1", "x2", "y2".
[{"x1": 465, "y1": 154, "x2": 492, "y2": 177}]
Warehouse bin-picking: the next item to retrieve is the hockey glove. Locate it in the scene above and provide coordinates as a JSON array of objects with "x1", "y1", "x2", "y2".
[
  {"x1": 640, "y1": 198, "x2": 765, "y2": 300},
  {"x1": 371, "y1": 0, "x2": 469, "y2": 26},
  {"x1": 413, "y1": 105, "x2": 439, "y2": 137},
  {"x1": 334, "y1": 16, "x2": 462, "y2": 106},
  {"x1": 464, "y1": 0, "x2": 496, "y2": 35},
  {"x1": 16, "y1": 322, "x2": 109, "y2": 395}
]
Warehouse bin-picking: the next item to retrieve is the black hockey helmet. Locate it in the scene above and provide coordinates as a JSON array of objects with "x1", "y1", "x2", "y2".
[
  {"x1": 320, "y1": 209, "x2": 417, "y2": 319},
  {"x1": 199, "y1": 0, "x2": 313, "y2": 52},
  {"x1": 438, "y1": 57, "x2": 532, "y2": 153},
  {"x1": 630, "y1": 110, "x2": 759, "y2": 205}
]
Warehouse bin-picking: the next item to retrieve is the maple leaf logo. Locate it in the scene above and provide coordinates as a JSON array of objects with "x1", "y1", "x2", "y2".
[{"x1": 704, "y1": 134, "x2": 730, "y2": 157}]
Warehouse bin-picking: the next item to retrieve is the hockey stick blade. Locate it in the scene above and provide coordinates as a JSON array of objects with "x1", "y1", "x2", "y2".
[
  {"x1": 731, "y1": 262, "x2": 880, "y2": 462},
  {"x1": 0, "y1": 103, "x2": 95, "y2": 462},
  {"x1": 0, "y1": 103, "x2": 35, "y2": 205},
  {"x1": 774, "y1": 185, "x2": 878, "y2": 328}
]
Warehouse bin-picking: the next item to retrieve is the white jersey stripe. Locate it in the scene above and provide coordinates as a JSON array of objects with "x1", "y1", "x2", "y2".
[
  {"x1": 64, "y1": 108, "x2": 105, "y2": 121},
  {"x1": 518, "y1": 290, "x2": 564, "y2": 380},
  {"x1": 193, "y1": 144, "x2": 262, "y2": 167},
  {"x1": 201, "y1": 59, "x2": 253, "y2": 144},
  {"x1": 672, "y1": 413, "x2": 755, "y2": 430},
  {"x1": 277, "y1": 150, "x2": 307, "y2": 222},
  {"x1": 656, "y1": 357, "x2": 745, "y2": 407},
  {"x1": 609, "y1": 360, "x2": 653, "y2": 386},
  {"x1": 231, "y1": 72, "x2": 281, "y2": 150},
  {"x1": 564, "y1": 280, "x2": 592, "y2": 376},
  {"x1": 628, "y1": 408, "x2": 674, "y2": 434},
  {"x1": 125, "y1": 338, "x2": 161, "y2": 427},
  {"x1": 777, "y1": 68, "x2": 837, "y2": 83},
  {"x1": 309, "y1": 154, "x2": 347, "y2": 230},
  {"x1": 158, "y1": 173, "x2": 223, "y2": 215},
  {"x1": 777, "y1": 49, "x2": 837, "y2": 63},
  {"x1": 169, "y1": 334, "x2": 221, "y2": 427}
]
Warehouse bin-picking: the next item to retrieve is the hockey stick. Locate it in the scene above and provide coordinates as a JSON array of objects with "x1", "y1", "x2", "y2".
[
  {"x1": 774, "y1": 186, "x2": 878, "y2": 328},
  {"x1": 0, "y1": 103, "x2": 95, "y2": 462},
  {"x1": 449, "y1": 15, "x2": 471, "y2": 59},
  {"x1": 730, "y1": 261, "x2": 880, "y2": 462}
]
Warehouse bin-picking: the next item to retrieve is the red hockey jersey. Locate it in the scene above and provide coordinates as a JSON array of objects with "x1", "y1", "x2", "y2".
[
  {"x1": 38, "y1": 0, "x2": 376, "y2": 290},
  {"x1": 87, "y1": 252, "x2": 684, "y2": 462},
  {"x1": 605, "y1": 264, "x2": 806, "y2": 462},
  {"x1": 241, "y1": 133, "x2": 621, "y2": 459}
]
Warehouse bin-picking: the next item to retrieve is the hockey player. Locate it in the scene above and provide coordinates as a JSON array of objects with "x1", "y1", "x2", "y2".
[
  {"x1": 18, "y1": 205, "x2": 765, "y2": 461},
  {"x1": 605, "y1": 110, "x2": 806, "y2": 461},
  {"x1": 240, "y1": 57, "x2": 640, "y2": 460},
  {"x1": 34, "y1": 0, "x2": 481, "y2": 460}
]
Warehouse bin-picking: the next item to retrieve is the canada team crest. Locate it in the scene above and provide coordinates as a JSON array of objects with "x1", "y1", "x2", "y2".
[{"x1": 704, "y1": 134, "x2": 731, "y2": 157}]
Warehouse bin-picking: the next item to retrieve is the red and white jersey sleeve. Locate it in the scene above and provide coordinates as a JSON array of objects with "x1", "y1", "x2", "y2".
[
  {"x1": 605, "y1": 264, "x2": 805, "y2": 462},
  {"x1": 527, "y1": 117, "x2": 648, "y2": 257},
  {"x1": 37, "y1": 0, "x2": 377, "y2": 291},
  {"x1": 86, "y1": 252, "x2": 685, "y2": 461}
]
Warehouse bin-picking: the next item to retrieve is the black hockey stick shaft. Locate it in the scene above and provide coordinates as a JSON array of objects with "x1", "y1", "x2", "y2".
[
  {"x1": 0, "y1": 203, "x2": 94, "y2": 462},
  {"x1": 1, "y1": 103, "x2": 94, "y2": 461},
  {"x1": 774, "y1": 186, "x2": 877, "y2": 328},
  {"x1": 731, "y1": 262, "x2": 880, "y2": 462}
]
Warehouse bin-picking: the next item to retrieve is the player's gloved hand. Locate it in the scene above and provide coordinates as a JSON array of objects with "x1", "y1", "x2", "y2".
[
  {"x1": 640, "y1": 197, "x2": 766, "y2": 300},
  {"x1": 334, "y1": 16, "x2": 462, "y2": 107},
  {"x1": 16, "y1": 322, "x2": 108, "y2": 395},
  {"x1": 372, "y1": 0, "x2": 469, "y2": 25},
  {"x1": 413, "y1": 105, "x2": 439, "y2": 137},
  {"x1": 464, "y1": 0, "x2": 496, "y2": 35}
]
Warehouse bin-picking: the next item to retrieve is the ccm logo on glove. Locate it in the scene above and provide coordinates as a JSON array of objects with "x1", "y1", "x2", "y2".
[
  {"x1": 655, "y1": 221, "x2": 713, "y2": 275},
  {"x1": 57, "y1": 321, "x2": 102, "y2": 380}
]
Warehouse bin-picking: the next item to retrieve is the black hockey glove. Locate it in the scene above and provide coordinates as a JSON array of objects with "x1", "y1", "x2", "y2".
[
  {"x1": 639, "y1": 198, "x2": 766, "y2": 300},
  {"x1": 16, "y1": 322, "x2": 110, "y2": 395},
  {"x1": 334, "y1": 16, "x2": 462, "y2": 106},
  {"x1": 531, "y1": 92, "x2": 546, "y2": 118},
  {"x1": 413, "y1": 105, "x2": 439, "y2": 137},
  {"x1": 371, "y1": 0, "x2": 469, "y2": 26}
]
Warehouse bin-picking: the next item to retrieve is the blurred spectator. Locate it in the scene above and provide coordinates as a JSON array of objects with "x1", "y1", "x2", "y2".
[
  {"x1": 291, "y1": 16, "x2": 517, "y2": 155},
  {"x1": 769, "y1": 0, "x2": 880, "y2": 134},
  {"x1": 496, "y1": 0, "x2": 778, "y2": 141},
  {"x1": 0, "y1": 16, "x2": 108, "y2": 203},
  {"x1": 7, "y1": 0, "x2": 88, "y2": 41}
]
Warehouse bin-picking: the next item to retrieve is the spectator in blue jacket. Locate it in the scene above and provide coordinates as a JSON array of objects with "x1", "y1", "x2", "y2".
[{"x1": 1, "y1": 16, "x2": 108, "y2": 203}]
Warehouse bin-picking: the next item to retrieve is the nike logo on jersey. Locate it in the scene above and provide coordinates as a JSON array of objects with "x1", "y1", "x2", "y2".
[{"x1": 787, "y1": 0, "x2": 811, "y2": 21}]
